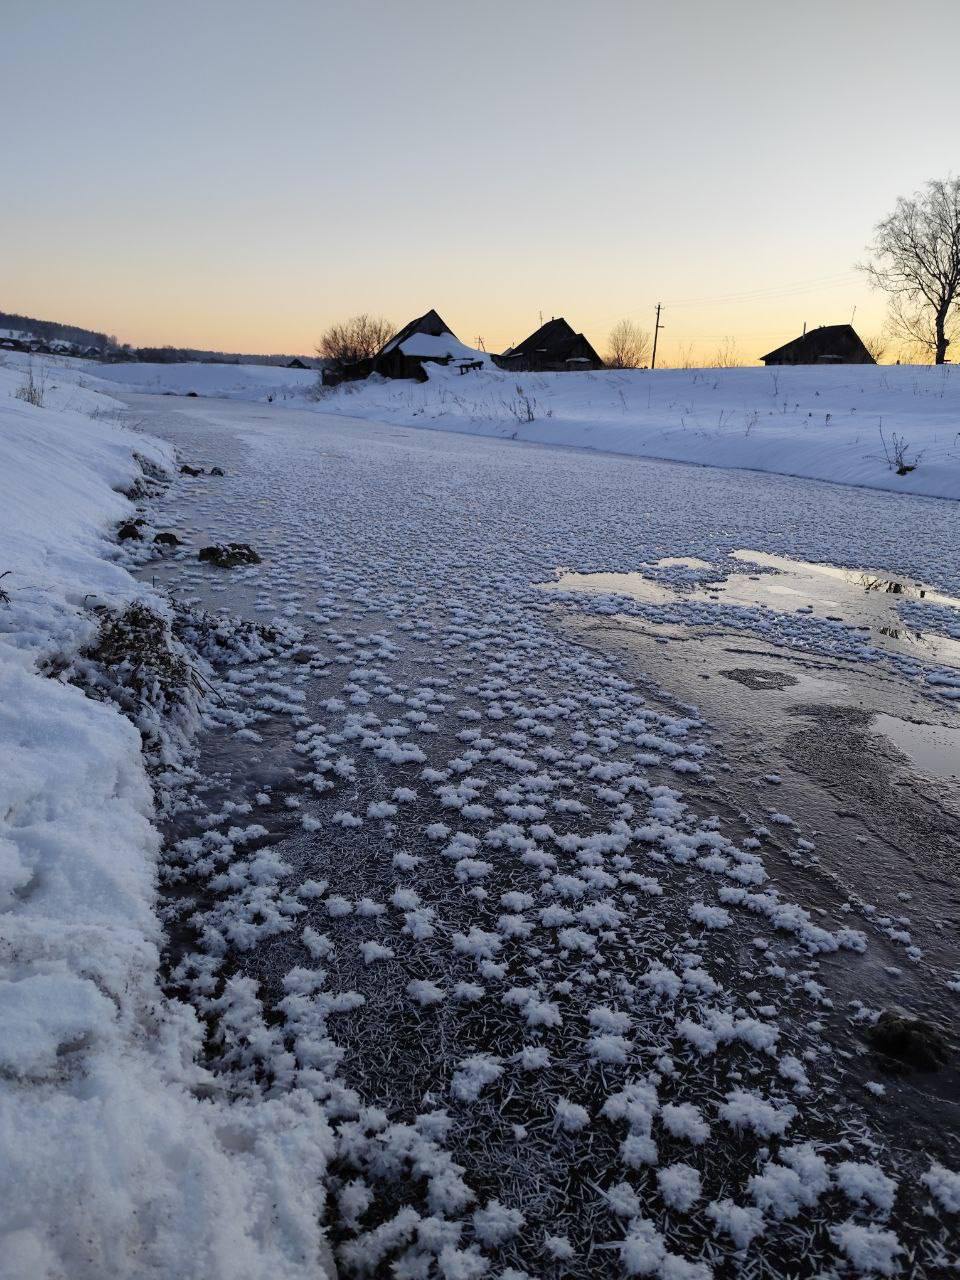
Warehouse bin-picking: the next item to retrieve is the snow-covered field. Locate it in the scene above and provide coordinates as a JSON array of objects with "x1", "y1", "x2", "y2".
[
  {"x1": 315, "y1": 360, "x2": 960, "y2": 501},
  {"x1": 1, "y1": 350, "x2": 316, "y2": 401},
  {"x1": 7, "y1": 352, "x2": 960, "y2": 500},
  {"x1": 0, "y1": 366, "x2": 334, "y2": 1279},
  {"x1": 3, "y1": 352, "x2": 960, "y2": 1278}
]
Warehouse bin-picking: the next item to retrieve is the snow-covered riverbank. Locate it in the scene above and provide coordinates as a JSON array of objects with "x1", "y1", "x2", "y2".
[
  {"x1": 0, "y1": 366, "x2": 334, "y2": 1279},
  {"x1": 7, "y1": 353, "x2": 960, "y2": 500},
  {"x1": 315, "y1": 360, "x2": 960, "y2": 501}
]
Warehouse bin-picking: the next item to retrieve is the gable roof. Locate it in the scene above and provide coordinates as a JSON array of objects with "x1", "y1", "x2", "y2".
[
  {"x1": 378, "y1": 309, "x2": 454, "y2": 357},
  {"x1": 502, "y1": 317, "x2": 577, "y2": 357},
  {"x1": 761, "y1": 324, "x2": 875, "y2": 364},
  {"x1": 501, "y1": 317, "x2": 603, "y2": 365}
]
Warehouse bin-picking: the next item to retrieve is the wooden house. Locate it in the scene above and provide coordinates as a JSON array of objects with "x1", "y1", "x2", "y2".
[
  {"x1": 324, "y1": 310, "x2": 482, "y2": 384},
  {"x1": 495, "y1": 318, "x2": 604, "y2": 372},
  {"x1": 760, "y1": 325, "x2": 875, "y2": 366}
]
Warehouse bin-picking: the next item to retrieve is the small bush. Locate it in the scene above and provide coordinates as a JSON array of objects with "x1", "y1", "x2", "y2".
[
  {"x1": 504, "y1": 386, "x2": 536, "y2": 423},
  {"x1": 878, "y1": 421, "x2": 922, "y2": 474},
  {"x1": 15, "y1": 365, "x2": 46, "y2": 407}
]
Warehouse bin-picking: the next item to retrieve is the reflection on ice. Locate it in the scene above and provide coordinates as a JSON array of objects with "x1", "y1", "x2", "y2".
[
  {"x1": 542, "y1": 552, "x2": 960, "y2": 670},
  {"x1": 871, "y1": 713, "x2": 960, "y2": 783}
]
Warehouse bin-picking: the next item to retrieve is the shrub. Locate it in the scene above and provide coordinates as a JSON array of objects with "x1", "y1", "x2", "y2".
[{"x1": 15, "y1": 364, "x2": 46, "y2": 407}]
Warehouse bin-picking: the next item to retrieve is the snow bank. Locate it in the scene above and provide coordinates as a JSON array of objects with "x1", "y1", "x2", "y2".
[
  {"x1": 0, "y1": 363, "x2": 333, "y2": 1278},
  {"x1": 315, "y1": 361, "x2": 960, "y2": 500},
  {"x1": 2, "y1": 350, "x2": 316, "y2": 401},
  {"x1": 17, "y1": 353, "x2": 960, "y2": 500}
]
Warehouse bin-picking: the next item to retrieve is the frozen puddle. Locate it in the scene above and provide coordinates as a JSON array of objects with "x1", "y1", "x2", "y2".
[
  {"x1": 872, "y1": 713, "x2": 960, "y2": 783},
  {"x1": 544, "y1": 550, "x2": 960, "y2": 669}
]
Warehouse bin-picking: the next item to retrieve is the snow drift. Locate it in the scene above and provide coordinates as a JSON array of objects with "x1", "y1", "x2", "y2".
[
  {"x1": 10, "y1": 352, "x2": 960, "y2": 501},
  {"x1": 0, "y1": 362, "x2": 333, "y2": 1279},
  {"x1": 314, "y1": 360, "x2": 960, "y2": 501}
]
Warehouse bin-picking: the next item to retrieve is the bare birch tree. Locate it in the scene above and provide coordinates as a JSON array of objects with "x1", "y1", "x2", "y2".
[
  {"x1": 606, "y1": 319, "x2": 651, "y2": 368},
  {"x1": 859, "y1": 177, "x2": 960, "y2": 364},
  {"x1": 317, "y1": 314, "x2": 395, "y2": 364}
]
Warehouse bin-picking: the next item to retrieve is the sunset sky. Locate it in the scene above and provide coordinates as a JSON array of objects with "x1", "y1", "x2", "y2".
[{"x1": 2, "y1": 0, "x2": 958, "y2": 363}]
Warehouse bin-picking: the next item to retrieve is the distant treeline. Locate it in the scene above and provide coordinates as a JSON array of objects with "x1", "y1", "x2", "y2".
[
  {"x1": 134, "y1": 346, "x2": 319, "y2": 367},
  {"x1": 1, "y1": 309, "x2": 321, "y2": 366},
  {"x1": 0, "y1": 309, "x2": 113, "y2": 351}
]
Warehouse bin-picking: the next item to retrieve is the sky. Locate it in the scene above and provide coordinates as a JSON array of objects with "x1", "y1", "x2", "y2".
[{"x1": 2, "y1": 0, "x2": 958, "y2": 364}]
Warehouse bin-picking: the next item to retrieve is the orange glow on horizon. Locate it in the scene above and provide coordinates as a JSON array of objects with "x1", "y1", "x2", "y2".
[{"x1": 0, "y1": 276, "x2": 890, "y2": 368}]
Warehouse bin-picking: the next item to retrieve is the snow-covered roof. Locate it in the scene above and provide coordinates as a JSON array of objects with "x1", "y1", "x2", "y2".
[
  {"x1": 398, "y1": 333, "x2": 484, "y2": 361},
  {"x1": 379, "y1": 309, "x2": 453, "y2": 357}
]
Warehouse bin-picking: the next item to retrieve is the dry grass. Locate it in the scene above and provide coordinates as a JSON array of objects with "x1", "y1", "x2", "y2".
[{"x1": 14, "y1": 365, "x2": 46, "y2": 407}]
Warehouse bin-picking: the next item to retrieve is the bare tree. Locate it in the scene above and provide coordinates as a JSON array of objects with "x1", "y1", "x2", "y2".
[
  {"x1": 675, "y1": 342, "x2": 696, "y2": 370},
  {"x1": 710, "y1": 337, "x2": 742, "y2": 368},
  {"x1": 317, "y1": 314, "x2": 395, "y2": 365},
  {"x1": 862, "y1": 333, "x2": 887, "y2": 364},
  {"x1": 606, "y1": 318, "x2": 650, "y2": 368},
  {"x1": 859, "y1": 177, "x2": 960, "y2": 364}
]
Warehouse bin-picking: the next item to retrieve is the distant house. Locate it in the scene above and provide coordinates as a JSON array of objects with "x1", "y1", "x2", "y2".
[
  {"x1": 760, "y1": 325, "x2": 875, "y2": 366},
  {"x1": 287, "y1": 357, "x2": 310, "y2": 369},
  {"x1": 324, "y1": 310, "x2": 484, "y2": 384},
  {"x1": 0, "y1": 328, "x2": 36, "y2": 353},
  {"x1": 495, "y1": 318, "x2": 604, "y2": 372}
]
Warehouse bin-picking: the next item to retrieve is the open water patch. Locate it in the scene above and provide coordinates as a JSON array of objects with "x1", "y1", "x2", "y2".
[
  {"x1": 871, "y1": 713, "x2": 960, "y2": 784},
  {"x1": 542, "y1": 550, "x2": 960, "y2": 677}
]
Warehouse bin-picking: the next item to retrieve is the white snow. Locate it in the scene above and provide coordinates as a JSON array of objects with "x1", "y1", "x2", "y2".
[
  {"x1": 24, "y1": 351, "x2": 317, "y2": 399},
  {"x1": 704, "y1": 1198, "x2": 765, "y2": 1250},
  {"x1": 450, "y1": 1054, "x2": 503, "y2": 1102},
  {"x1": 921, "y1": 1162, "x2": 960, "y2": 1213},
  {"x1": 472, "y1": 1200, "x2": 524, "y2": 1246},
  {"x1": 835, "y1": 1161, "x2": 898, "y2": 1214},
  {"x1": 657, "y1": 1163, "x2": 702, "y2": 1213},
  {"x1": 12, "y1": 353, "x2": 960, "y2": 499},
  {"x1": 660, "y1": 1103, "x2": 710, "y2": 1145},
  {"x1": 396, "y1": 333, "x2": 488, "y2": 362},
  {"x1": 0, "y1": 363, "x2": 335, "y2": 1277},
  {"x1": 311, "y1": 360, "x2": 960, "y2": 501},
  {"x1": 831, "y1": 1221, "x2": 905, "y2": 1276},
  {"x1": 719, "y1": 1089, "x2": 795, "y2": 1138},
  {"x1": 554, "y1": 1098, "x2": 591, "y2": 1132}
]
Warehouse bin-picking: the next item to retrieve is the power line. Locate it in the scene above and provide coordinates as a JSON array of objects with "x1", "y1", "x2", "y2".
[
  {"x1": 662, "y1": 271, "x2": 859, "y2": 309},
  {"x1": 588, "y1": 273, "x2": 865, "y2": 339}
]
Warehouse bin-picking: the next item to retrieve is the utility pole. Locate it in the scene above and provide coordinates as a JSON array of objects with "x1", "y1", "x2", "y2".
[{"x1": 650, "y1": 304, "x2": 664, "y2": 370}]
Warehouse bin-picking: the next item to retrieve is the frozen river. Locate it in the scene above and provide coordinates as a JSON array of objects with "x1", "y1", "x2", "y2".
[{"x1": 126, "y1": 393, "x2": 960, "y2": 1279}]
